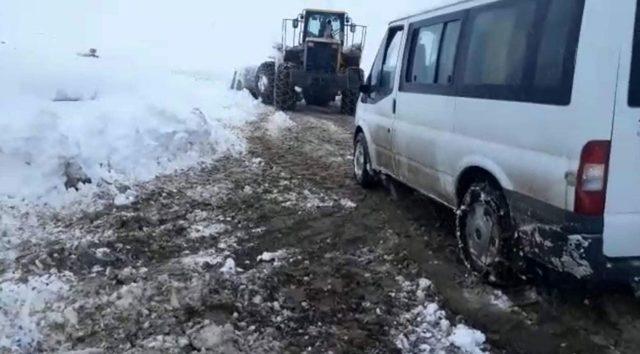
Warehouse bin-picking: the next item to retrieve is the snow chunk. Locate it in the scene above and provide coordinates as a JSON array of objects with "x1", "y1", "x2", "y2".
[
  {"x1": 114, "y1": 190, "x2": 137, "y2": 206},
  {"x1": 257, "y1": 250, "x2": 288, "y2": 263},
  {"x1": 339, "y1": 198, "x2": 357, "y2": 209},
  {"x1": 449, "y1": 325, "x2": 487, "y2": 354},
  {"x1": 220, "y1": 258, "x2": 236, "y2": 275},
  {"x1": 266, "y1": 111, "x2": 295, "y2": 136}
]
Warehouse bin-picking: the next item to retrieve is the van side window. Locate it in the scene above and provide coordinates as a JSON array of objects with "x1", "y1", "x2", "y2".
[
  {"x1": 379, "y1": 28, "x2": 404, "y2": 97},
  {"x1": 459, "y1": 0, "x2": 584, "y2": 105},
  {"x1": 462, "y1": 0, "x2": 536, "y2": 86},
  {"x1": 401, "y1": 17, "x2": 462, "y2": 94},
  {"x1": 437, "y1": 21, "x2": 461, "y2": 85},
  {"x1": 366, "y1": 26, "x2": 404, "y2": 103},
  {"x1": 534, "y1": 0, "x2": 581, "y2": 90},
  {"x1": 408, "y1": 24, "x2": 443, "y2": 84}
]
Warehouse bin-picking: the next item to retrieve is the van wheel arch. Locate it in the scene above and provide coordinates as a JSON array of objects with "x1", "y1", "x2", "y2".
[
  {"x1": 354, "y1": 126, "x2": 365, "y2": 144},
  {"x1": 456, "y1": 167, "x2": 504, "y2": 207}
]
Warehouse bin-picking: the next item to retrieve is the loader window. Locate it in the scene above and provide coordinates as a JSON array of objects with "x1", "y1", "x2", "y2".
[{"x1": 305, "y1": 13, "x2": 344, "y2": 41}]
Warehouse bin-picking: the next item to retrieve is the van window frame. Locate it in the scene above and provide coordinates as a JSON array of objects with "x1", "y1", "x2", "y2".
[{"x1": 400, "y1": 11, "x2": 466, "y2": 95}]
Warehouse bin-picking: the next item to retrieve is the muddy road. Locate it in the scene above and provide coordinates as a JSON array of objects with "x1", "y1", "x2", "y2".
[{"x1": 6, "y1": 105, "x2": 640, "y2": 353}]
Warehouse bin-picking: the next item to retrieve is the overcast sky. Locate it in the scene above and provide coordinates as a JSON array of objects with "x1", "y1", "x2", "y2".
[{"x1": 1, "y1": 0, "x2": 447, "y2": 75}]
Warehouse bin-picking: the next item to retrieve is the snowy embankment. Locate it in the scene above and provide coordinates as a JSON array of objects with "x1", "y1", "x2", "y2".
[
  {"x1": 0, "y1": 42, "x2": 263, "y2": 349},
  {"x1": 0, "y1": 43, "x2": 261, "y2": 207}
]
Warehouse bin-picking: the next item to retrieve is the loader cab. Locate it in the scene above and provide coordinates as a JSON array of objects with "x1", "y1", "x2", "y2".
[{"x1": 302, "y1": 10, "x2": 346, "y2": 43}]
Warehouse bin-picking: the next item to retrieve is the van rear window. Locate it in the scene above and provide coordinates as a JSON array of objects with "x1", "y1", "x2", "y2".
[{"x1": 629, "y1": 1, "x2": 640, "y2": 106}]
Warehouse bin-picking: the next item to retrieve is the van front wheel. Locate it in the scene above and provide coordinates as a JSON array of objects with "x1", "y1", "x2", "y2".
[
  {"x1": 457, "y1": 182, "x2": 515, "y2": 283},
  {"x1": 354, "y1": 133, "x2": 376, "y2": 188}
]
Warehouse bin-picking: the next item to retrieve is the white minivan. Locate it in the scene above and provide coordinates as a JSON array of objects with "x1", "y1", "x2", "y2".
[{"x1": 354, "y1": 0, "x2": 640, "y2": 284}]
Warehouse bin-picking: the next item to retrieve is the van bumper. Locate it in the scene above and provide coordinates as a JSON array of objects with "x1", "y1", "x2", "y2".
[{"x1": 507, "y1": 191, "x2": 640, "y2": 283}]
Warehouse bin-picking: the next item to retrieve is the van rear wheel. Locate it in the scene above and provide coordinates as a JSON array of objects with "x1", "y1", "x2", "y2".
[{"x1": 457, "y1": 182, "x2": 516, "y2": 283}]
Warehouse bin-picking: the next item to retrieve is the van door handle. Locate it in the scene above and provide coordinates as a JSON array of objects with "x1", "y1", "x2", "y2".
[{"x1": 392, "y1": 99, "x2": 397, "y2": 114}]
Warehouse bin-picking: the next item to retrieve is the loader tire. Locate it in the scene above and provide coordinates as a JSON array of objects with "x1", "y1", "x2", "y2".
[
  {"x1": 275, "y1": 62, "x2": 298, "y2": 111},
  {"x1": 256, "y1": 61, "x2": 275, "y2": 105},
  {"x1": 341, "y1": 89, "x2": 359, "y2": 116}
]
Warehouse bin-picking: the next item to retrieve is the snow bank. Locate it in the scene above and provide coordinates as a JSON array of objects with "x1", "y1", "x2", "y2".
[{"x1": 0, "y1": 44, "x2": 262, "y2": 207}]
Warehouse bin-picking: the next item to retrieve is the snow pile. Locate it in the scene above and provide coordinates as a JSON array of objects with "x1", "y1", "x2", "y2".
[
  {"x1": 394, "y1": 278, "x2": 487, "y2": 354},
  {"x1": 266, "y1": 111, "x2": 296, "y2": 136},
  {"x1": 0, "y1": 45, "x2": 262, "y2": 207}
]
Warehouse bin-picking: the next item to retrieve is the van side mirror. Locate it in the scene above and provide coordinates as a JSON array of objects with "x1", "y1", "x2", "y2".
[
  {"x1": 292, "y1": 19, "x2": 299, "y2": 29},
  {"x1": 350, "y1": 24, "x2": 357, "y2": 33},
  {"x1": 360, "y1": 84, "x2": 373, "y2": 95}
]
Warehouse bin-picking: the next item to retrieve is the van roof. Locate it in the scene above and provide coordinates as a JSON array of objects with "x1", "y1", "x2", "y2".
[{"x1": 390, "y1": 0, "x2": 476, "y2": 24}]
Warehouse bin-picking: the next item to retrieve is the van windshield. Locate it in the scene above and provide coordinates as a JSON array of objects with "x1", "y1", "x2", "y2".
[{"x1": 630, "y1": 1, "x2": 640, "y2": 106}]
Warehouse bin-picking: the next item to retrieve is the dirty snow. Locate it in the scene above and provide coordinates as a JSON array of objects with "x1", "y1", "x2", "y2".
[
  {"x1": 0, "y1": 273, "x2": 73, "y2": 350},
  {"x1": 394, "y1": 278, "x2": 488, "y2": 354},
  {"x1": 257, "y1": 250, "x2": 289, "y2": 263},
  {"x1": 265, "y1": 111, "x2": 296, "y2": 136}
]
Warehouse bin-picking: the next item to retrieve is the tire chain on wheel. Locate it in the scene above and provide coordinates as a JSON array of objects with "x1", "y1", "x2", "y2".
[
  {"x1": 255, "y1": 61, "x2": 275, "y2": 105},
  {"x1": 456, "y1": 182, "x2": 521, "y2": 284},
  {"x1": 275, "y1": 62, "x2": 298, "y2": 111}
]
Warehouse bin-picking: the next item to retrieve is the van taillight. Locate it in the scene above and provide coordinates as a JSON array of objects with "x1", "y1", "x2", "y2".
[{"x1": 575, "y1": 140, "x2": 611, "y2": 216}]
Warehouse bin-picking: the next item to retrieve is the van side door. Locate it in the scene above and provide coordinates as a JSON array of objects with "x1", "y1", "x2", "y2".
[
  {"x1": 359, "y1": 25, "x2": 405, "y2": 174},
  {"x1": 393, "y1": 15, "x2": 463, "y2": 205}
]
